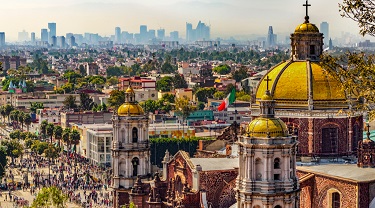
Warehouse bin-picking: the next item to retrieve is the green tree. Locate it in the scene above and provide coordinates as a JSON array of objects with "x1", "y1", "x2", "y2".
[
  {"x1": 175, "y1": 96, "x2": 196, "y2": 126},
  {"x1": 161, "y1": 55, "x2": 177, "y2": 73},
  {"x1": 106, "y1": 77, "x2": 119, "y2": 86},
  {"x1": 213, "y1": 64, "x2": 231, "y2": 75},
  {"x1": 31, "y1": 186, "x2": 68, "y2": 208},
  {"x1": 18, "y1": 111, "x2": 25, "y2": 130},
  {"x1": 195, "y1": 87, "x2": 217, "y2": 102},
  {"x1": 106, "y1": 66, "x2": 125, "y2": 77},
  {"x1": 0, "y1": 146, "x2": 7, "y2": 178},
  {"x1": 79, "y1": 93, "x2": 95, "y2": 111},
  {"x1": 1, "y1": 139, "x2": 23, "y2": 164},
  {"x1": 40, "y1": 120, "x2": 48, "y2": 139},
  {"x1": 24, "y1": 113, "x2": 32, "y2": 131},
  {"x1": 63, "y1": 70, "x2": 82, "y2": 83},
  {"x1": 25, "y1": 138, "x2": 34, "y2": 148},
  {"x1": 44, "y1": 143, "x2": 60, "y2": 160},
  {"x1": 31, "y1": 141, "x2": 49, "y2": 155},
  {"x1": 9, "y1": 130, "x2": 21, "y2": 140},
  {"x1": 140, "y1": 100, "x2": 158, "y2": 114},
  {"x1": 4, "y1": 104, "x2": 13, "y2": 123},
  {"x1": 232, "y1": 66, "x2": 248, "y2": 82},
  {"x1": 53, "y1": 125, "x2": 63, "y2": 147},
  {"x1": 213, "y1": 91, "x2": 226, "y2": 100},
  {"x1": 156, "y1": 76, "x2": 173, "y2": 92},
  {"x1": 62, "y1": 128, "x2": 71, "y2": 152},
  {"x1": 0, "y1": 106, "x2": 6, "y2": 123},
  {"x1": 225, "y1": 83, "x2": 236, "y2": 95},
  {"x1": 108, "y1": 90, "x2": 125, "y2": 109},
  {"x1": 172, "y1": 74, "x2": 188, "y2": 89},
  {"x1": 198, "y1": 102, "x2": 205, "y2": 110},
  {"x1": 30, "y1": 102, "x2": 44, "y2": 113},
  {"x1": 63, "y1": 95, "x2": 77, "y2": 109},
  {"x1": 69, "y1": 129, "x2": 80, "y2": 153},
  {"x1": 46, "y1": 123, "x2": 55, "y2": 143}
]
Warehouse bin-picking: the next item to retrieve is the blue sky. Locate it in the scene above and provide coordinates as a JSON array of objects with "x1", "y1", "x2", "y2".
[{"x1": 0, "y1": 0, "x2": 366, "y2": 41}]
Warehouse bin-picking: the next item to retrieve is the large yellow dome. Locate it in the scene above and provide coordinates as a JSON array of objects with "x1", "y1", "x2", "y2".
[
  {"x1": 247, "y1": 117, "x2": 288, "y2": 138},
  {"x1": 255, "y1": 60, "x2": 347, "y2": 109},
  {"x1": 295, "y1": 22, "x2": 319, "y2": 33},
  {"x1": 117, "y1": 103, "x2": 144, "y2": 116}
]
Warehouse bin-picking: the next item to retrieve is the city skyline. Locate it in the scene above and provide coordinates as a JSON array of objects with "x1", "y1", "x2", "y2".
[{"x1": 0, "y1": 0, "x2": 370, "y2": 41}]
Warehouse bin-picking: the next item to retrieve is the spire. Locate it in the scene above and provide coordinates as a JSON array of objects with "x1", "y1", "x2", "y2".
[{"x1": 303, "y1": 0, "x2": 311, "y2": 23}]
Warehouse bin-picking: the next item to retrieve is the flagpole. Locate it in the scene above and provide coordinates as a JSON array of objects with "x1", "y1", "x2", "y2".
[{"x1": 234, "y1": 82, "x2": 237, "y2": 144}]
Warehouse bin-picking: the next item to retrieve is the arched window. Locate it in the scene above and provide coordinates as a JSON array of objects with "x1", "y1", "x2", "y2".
[
  {"x1": 255, "y1": 158, "x2": 262, "y2": 181},
  {"x1": 332, "y1": 192, "x2": 340, "y2": 208},
  {"x1": 131, "y1": 157, "x2": 139, "y2": 176},
  {"x1": 322, "y1": 127, "x2": 339, "y2": 154},
  {"x1": 274, "y1": 158, "x2": 280, "y2": 169},
  {"x1": 274, "y1": 205, "x2": 282, "y2": 208},
  {"x1": 132, "y1": 127, "x2": 138, "y2": 143}
]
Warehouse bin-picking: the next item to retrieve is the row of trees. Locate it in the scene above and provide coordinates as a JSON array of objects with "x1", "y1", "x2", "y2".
[{"x1": 40, "y1": 120, "x2": 80, "y2": 151}]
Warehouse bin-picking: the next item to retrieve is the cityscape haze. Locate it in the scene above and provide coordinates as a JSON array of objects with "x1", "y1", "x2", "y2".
[{"x1": 0, "y1": 0, "x2": 372, "y2": 42}]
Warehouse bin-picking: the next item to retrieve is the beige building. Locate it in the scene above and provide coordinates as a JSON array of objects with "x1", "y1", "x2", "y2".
[
  {"x1": 4, "y1": 93, "x2": 80, "y2": 109},
  {"x1": 60, "y1": 111, "x2": 112, "y2": 128},
  {"x1": 175, "y1": 88, "x2": 193, "y2": 100}
]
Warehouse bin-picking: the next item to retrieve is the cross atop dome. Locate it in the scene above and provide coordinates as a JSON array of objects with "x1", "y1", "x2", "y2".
[{"x1": 303, "y1": 0, "x2": 311, "y2": 23}]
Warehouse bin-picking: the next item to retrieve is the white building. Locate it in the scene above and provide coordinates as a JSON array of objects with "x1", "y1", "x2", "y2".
[{"x1": 87, "y1": 125, "x2": 112, "y2": 167}]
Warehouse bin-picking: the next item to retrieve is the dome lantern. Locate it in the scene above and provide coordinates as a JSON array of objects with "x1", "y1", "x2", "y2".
[{"x1": 117, "y1": 86, "x2": 145, "y2": 116}]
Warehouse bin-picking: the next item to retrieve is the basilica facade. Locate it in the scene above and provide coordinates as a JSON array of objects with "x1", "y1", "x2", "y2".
[{"x1": 251, "y1": 15, "x2": 363, "y2": 159}]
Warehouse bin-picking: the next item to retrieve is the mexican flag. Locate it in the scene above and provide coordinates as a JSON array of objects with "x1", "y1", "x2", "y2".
[{"x1": 218, "y1": 88, "x2": 236, "y2": 111}]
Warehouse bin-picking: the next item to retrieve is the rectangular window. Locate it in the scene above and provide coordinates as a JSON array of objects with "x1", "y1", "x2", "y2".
[
  {"x1": 274, "y1": 174, "x2": 280, "y2": 181},
  {"x1": 230, "y1": 117, "x2": 233, "y2": 120},
  {"x1": 310, "y1": 45, "x2": 315, "y2": 55},
  {"x1": 322, "y1": 128, "x2": 338, "y2": 154}
]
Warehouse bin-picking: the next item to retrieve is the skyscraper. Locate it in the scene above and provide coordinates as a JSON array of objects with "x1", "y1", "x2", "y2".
[
  {"x1": 31, "y1": 32, "x2": 35, "y2": 43},
  {"x1": 157, "y1": 29, "x2": 165, "y2": 40},
  {"x1": 0, "y1": 32, "x2": 5, "y2": 47},
  {"x1": 48, "y1": 22, "x2": 56, "y2": 43},
  {"x1": 267, "y1": 26, "x2": 275, "y2": 48},
  {"x1": 320, "y1": 22, "x2": 329, "y2": 46},
  {"x1": 186, "y1": 23, "x2": 192, "y2": 41},
  {"x1": 115, "y1": 27, "x2": 121, "y2": 43},
  {"x1": 170, "y1": 31, "x2": 179, "y2": 41},
  {"x1": 41, "y1": 29, "x2": 48, "y2": 42},
  {"x1": 140, "y1": 25, "x2": 147, "y2": 42}
]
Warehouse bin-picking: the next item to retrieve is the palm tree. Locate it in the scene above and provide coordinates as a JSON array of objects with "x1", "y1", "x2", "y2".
[
  {"x1": 23, "y1": 114, "x2": 32, "y2": 132},
  {"x1": 40, "y1": 120, "x2": 48, "y2": 139},
  {"x1": 46, "y1": 123, "x2": 55, "y2": 144},
  {"x1": 18, "y1": 111, "x2": 25, "y2": 130},
  {"x1": 53, "y1": 125, "x2": 63, "y2": 148},
  {"x1": 69, "y1": 129, "x2": 80, "y2": 154},
  {"x1": 62, "y1": 128, "x2": 71, "y2": 153},
  {"x1": 4, "y1": 104, "x2": 13, "y2": 123},
  {"x1": 0, "y1": 106, "x2": 6, "y2": 124}
]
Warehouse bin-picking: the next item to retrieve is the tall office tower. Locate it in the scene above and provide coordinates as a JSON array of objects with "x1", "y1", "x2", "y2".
[
  {"x1": 51, "y1": 36, "x2": 57, "y2": 47},
  {"x1": 320, "y1": 22, "x2": 329, "y2": 46},
  {"x1": 0, "y1": 32, "x2": 5, "y2": 47},
  {"x1": 69, "y1": 36, "x2": 76, "y2": 47},
  {"x1": 115, "y1": 27, "x2": 121, "y2": 43},
  {"x1": 196, "y1": 21, "x2": 210, "y2": 41},
  {"x1": 18, "y1": 30, "x2": 29, "y2": 42},
  {"x1": 267, "y1": 26, "x2": 275, "y2": 48},
  {"x1": 170, "y1": 31, "x2": 179, "y2": 41},
  {"x1": 148, "y1": 29, "x2": 156, "y2": 39},
  {"x1": 48, "y1": 22, "x2": 56, "y2": 43},
  {"x1": 186, "y1": 23, "x2": 193, "y2": 42},
  {"x1": 157, "y1": 29, "x2": 165, "y2": 40},
  {"x1": 140, "y1": 25, "x2": 147, "y2": 42},
  {"x1": 41, "y1": 29, "x2": 49, "y2": 42},
  {"x1": 57, "y1": 36, "x2": 65, "y2": 48},
  {"x1": 31, "y1": 32, "x2": 35, "y2": 43}
]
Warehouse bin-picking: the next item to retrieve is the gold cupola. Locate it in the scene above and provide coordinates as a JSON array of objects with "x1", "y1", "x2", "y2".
[
  {"x1": 117, "y1": 86, "x2": 144, "y2": 116},
  {"x1": 248, "y1": 89, "x2": 288, "y2": 138}
]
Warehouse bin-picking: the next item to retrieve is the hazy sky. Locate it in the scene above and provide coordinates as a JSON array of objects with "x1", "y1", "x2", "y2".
[{"x1": 0, "y1": 0, "x2": 368, "y2": 41}]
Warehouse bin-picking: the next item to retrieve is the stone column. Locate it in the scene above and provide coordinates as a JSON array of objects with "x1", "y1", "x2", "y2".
[
  {"x1": 308, "y1": 118, "x2": 314, "y2": 155},
  {"x1": 348, "y1": 117, "x2": 353, "y2": 152}
]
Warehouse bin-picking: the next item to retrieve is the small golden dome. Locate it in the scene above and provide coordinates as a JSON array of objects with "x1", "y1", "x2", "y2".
[
  {"x1": 295, "y1": 23, "x2": 319, "y2": 33},
  {"x1": 247, "y1": 117, "x2": 288, "y2": 138},
  {"x1": 118, "y1": 103, "x2": 144, "y2": 116},
  {"x1": 126, "y1": 86, "x2": 135, "y2": 94},
  {"x1": 261, "y1": 93, "x2": 273, "y2": 101}
]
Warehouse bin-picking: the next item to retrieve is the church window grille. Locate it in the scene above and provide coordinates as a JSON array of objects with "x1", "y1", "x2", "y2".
[
  {"x1": 255, "y1": 158, "x2": 262, "y2": 181},
  {"x1": 332, "y1": 192, "x2": 340, "y2": 208},
  {"x1": 132, "y1": 127, "x2": 138, "y2": 143},
  {"x1": 322, "y1": 128, "x2": 338, "y2": 154},
  {"x1": 131, "y1": 157, "x2": 139, "y2": 176},
  {"x1": 310, "y1": 45, "x2": 315, "y2": 55},
  {"x1": 274, "y1": 158, "x2": 280, "y2": 169},
  {"x1": 352, "y1": 124, "x2": 360, "y2": 151}
]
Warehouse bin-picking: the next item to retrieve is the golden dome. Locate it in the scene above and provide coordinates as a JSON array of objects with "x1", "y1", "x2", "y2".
[
  {"x1": 255, "y1": 61, "x2": 347, "y2": 109},
  {"x1": 118, "y1": 103, "x2": 144, "y2": 116},
  {"x1": 247, "y1": 117, "x2": 288, "y2": 138},
  {"x1": 295, "y1": 23, "x2": 319, "y2": 33},
  {"x1": 126, "y1": 86, "x2": 135, "y2": 93}
]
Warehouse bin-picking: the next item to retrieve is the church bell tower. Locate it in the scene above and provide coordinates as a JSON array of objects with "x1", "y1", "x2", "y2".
[
  {"x1": 236, "y1": 88, "x2": 300, "y2": 208},
  {"x1": 112, "y1": 86, "x2": 151, "y2": 208}
]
